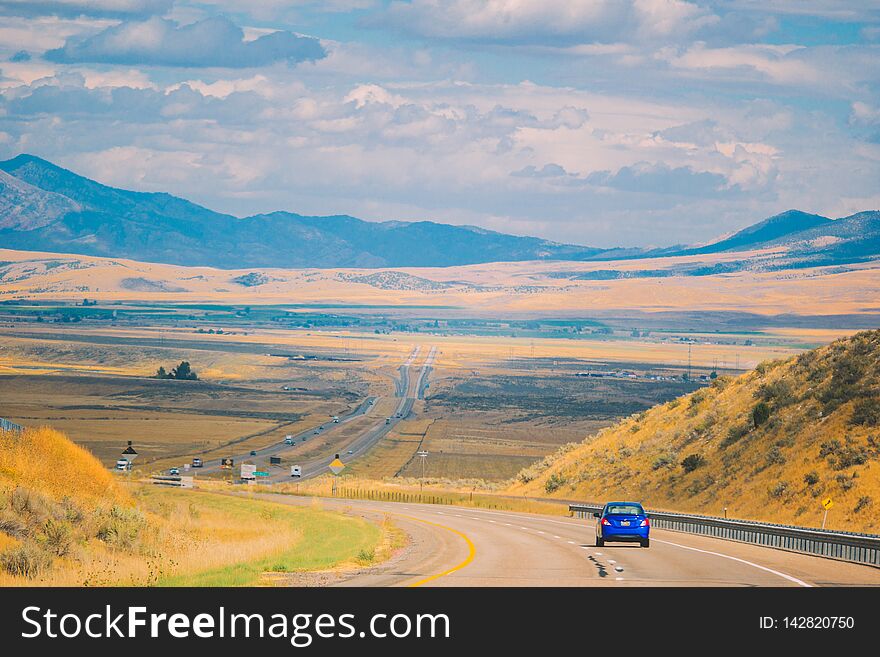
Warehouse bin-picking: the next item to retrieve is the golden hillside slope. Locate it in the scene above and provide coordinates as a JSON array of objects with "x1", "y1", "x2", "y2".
[{"x1": 511, "y1": 330, "x2": 880, "y2": 532}]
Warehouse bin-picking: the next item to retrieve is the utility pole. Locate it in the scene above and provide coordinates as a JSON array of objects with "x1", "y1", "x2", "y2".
[{"x1": 687, "y1": 342, "x2": 692, "y2": 381}]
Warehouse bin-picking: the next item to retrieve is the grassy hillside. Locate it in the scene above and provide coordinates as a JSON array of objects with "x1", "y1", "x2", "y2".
[
  {"x1": 511, "y1": 330, "x2": 880, "y2": 532},
  {"x1": 0, "y1": 426, "x2": 391, "y2": 585}
]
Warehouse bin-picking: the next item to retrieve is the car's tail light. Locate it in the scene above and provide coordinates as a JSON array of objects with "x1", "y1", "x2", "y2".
[
  {"x1": 601, "y1": 518, "x2": 612, "y2": 526},
  {"x1": 640, "y1": 518, "x2": 650, "y2": 527}
]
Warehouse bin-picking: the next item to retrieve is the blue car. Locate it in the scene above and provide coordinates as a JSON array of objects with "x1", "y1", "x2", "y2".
[{"x1": 594, "y1": 501, "x2": 650, "y2": 548}]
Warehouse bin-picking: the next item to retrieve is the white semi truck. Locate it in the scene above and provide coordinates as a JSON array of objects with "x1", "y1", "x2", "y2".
[{"x1": 290, "y1": 465, "x2": 302, "y2": 478}]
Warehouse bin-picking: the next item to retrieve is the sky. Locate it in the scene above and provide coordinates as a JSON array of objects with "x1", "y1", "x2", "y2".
[{"x1": 0, "y1": 1, "x2": 878, "y2": 248}]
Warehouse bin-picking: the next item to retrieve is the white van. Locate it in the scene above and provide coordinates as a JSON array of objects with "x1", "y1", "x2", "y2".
[
  {"x1": 291, "y1": 465, "x2": 302, "y2": 478},
  {"x1": 115, "y1": 459, "x2": 128, "y2": 471}
]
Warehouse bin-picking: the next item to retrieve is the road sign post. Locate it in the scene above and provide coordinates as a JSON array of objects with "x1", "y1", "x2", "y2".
[
  {"x1": 329, "y1": 454, "x2": 345, "y2": 495},
  {"x1": 821, "y1": 497, "x2": 834, "y2": 529},
  {"x1": 121, "y1": 441, "x2": 138, "y2": 475},
  {"x1": 417, "y1": 450, "x2": 428, "y2": 490}
]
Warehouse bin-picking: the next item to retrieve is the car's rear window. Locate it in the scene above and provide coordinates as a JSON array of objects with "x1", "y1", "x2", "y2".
[{"x1": 606, "y1": 504, "x2": 644, "y2": 515}]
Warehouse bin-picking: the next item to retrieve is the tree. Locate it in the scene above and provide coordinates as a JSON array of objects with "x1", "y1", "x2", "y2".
[
  {"x1": 171, "y1": 361, "x2": 198, "y2": 380},
  {"x1": 155, "y1": 366, "x2": 169, "y2": 379},
  {"x1": 751, "y1": 401, "x2": 771, "y2": 428}
]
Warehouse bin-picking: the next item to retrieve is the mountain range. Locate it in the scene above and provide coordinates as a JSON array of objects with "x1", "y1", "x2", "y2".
[{"x1": 0, "y1": 154, "x2": 878, "y2": 270}]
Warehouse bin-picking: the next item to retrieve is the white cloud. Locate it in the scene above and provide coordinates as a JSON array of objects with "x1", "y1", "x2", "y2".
[
  {"x1": 45, "y1": 16, "x2": 327, "y2": 68},
  {"x1": 377, "y1": 0, "x2": 717, "y2": 44}
]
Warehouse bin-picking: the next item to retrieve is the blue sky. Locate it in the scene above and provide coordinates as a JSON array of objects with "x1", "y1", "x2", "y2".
[{"x1": 0, "y1": 1, "x2": 878, "y2": 247}]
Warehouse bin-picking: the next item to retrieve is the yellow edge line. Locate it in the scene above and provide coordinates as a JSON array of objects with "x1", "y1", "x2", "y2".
[{"x1": 390, "y1": 513, "x2": 476, "y2": 587}]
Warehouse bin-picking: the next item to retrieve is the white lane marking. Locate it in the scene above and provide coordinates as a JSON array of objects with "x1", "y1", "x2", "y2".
[
  {"x1": 488, "y1": 520, "x2": 496, "y2": 523},
  {"x1": 436, "y1": 511, "x2": 445, "y2": 515},
  {"x1": 470, "y1": 517, "x2": 480, "y2": 520},
  {"x1": 520, "y1": 526, "x2": 529, "y2": 530},
  {"x1": 417, "y1": 505, "x2": 813, "y2": 586},
  {"x1": 537, "y1": 531, "x2": 545, "y2": 534},
  {"x1": 607, "y1": 559, "x2": 616, "y2": 564},
  {"x1": 567, "y1": 540, "x2": 576, "y2": 544},
  {"x1": 615, "y1": 577, "x2": 624, "y2": 581},
  {"x1": 651, "y1": 537, "x2": 813, "y2": 587},
  {"x1": 553, "y1": 535, "x2": 561, "y2": 539},
  {"x1": 579, "y1": 546, "x2": 590, "y2": 550}
]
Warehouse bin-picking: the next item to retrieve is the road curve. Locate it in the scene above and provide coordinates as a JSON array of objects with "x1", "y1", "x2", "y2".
[{"x1": 256, "y1": 495, "x2": 880, "y2": 587}]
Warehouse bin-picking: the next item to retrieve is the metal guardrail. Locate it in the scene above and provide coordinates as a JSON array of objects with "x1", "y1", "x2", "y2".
[
  {"x1": 0, "y1": 418, "x2": 23, "y2": 433},
  {"x1": 570, "y1": 503, "x2": 880, "y2": 567}
]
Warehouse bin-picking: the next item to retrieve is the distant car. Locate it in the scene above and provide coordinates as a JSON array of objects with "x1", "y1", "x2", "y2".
[
  {"x1": 191, "y1": 457, "x2": 203, "y2": 468},
  {"x1": 169, "y1": 467, "x2": 180, "y2": 476},
  {"x1": 115, "y1": 459, "x2": 128, "y2": 471},
  {"x1": 385, "y1": 418, "x2": 391, "y2": 424},
  {"x1": 313, "y1": 430, "x2": 319, "y2": 435},
  {"x1": 250, "y1": 450, "x2": 257, "y2": 456},
  {"x1": 594, "y1": 502, "x2": 650, "y2": 548},
  {"x1": 347, "y1": 450, "x2": 353, "y2": 455}
]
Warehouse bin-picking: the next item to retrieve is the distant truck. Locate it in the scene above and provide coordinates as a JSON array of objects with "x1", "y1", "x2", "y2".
[
  {"x1": 291, "y1": 465, "x2": 302, "y2": 478},
  {"x1": 115, "y1": 459, "x2": 129, "y2": 471},
  {"x1": 284, "y1": 435, "x2": 295, "y2": 445},
  {"x1": 192, "y1": 457, "x2": 203, "y2": 468},
  {"x1": 332, "y1": 416, "x2": 339, "y2": 423}
]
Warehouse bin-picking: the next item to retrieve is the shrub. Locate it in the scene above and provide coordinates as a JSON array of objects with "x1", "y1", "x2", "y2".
[
  {"x1": 0, "y1": 544, "x2": 52, "y2": 578},
  {"x1": 685, "y1": 475, "x2": 715, "y2": 496},
  {"x1": 544, "y1": 473, "x2": 567, "y2": 494},
  {"x1": 652, "y1": 454, "x2": 676, "y2": 470},
  {"x1": 42, "y1": 518, "x2": 73, "y2": 557},
  {"x1": 803, "y1": 471, "x2": 820, "y2": 486},
  {"x1": 765, "y1": 446, "x2": 786, "y2": 466},
  {"x1": 681, "y1": 454, "x2": 705, "y2": 473},
  {"x1": 850, "y1": 397, "x2": 880, "y2": 427},
  {"x1": 819, "y1": 439, "x2": 867, "y2": 470},
  {"x1": 758, "y1": 379, "x2": 796, "y2": 407},
  {"x1": 769, "y1": 482, "x2": 788, "y2": 498},
  {"x1": 835, "y1": 474, "x2": 856, "y2": 492},
  {"x1": 356, "y1": 548, "x2": 375, "y2": 564},
  {"x1": 751, "y1": 402, "x2": 771, "y2": 428},
  {"x1": 96, "y1": 506, "x2": 145, "y2": 550},
  {"x1": 854, "y1": 496, "x2": 872, "y2": 513},
  {"x1": 721, "y1": 424, "x2": 750, "y2": 448}
]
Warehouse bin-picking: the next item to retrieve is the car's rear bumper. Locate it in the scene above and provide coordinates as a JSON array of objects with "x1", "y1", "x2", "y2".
[{"x1": 602, "y1": 528, "x2": 649, "y2": 540}]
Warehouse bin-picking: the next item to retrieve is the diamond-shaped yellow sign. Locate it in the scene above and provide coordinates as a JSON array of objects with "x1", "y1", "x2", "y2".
[
  {"x1": 821, "y1": 497, "x2": 833, "y2": 510},
  {"x1": 329, "y1": 456, "x2": 345, "y2": 475}
]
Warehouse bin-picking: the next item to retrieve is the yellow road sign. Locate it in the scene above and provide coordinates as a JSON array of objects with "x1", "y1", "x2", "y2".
[
  {"x1": 329, "y1": 455, "x2": 345, "y2": 476},
  {"x1": 821, "y1": 498, "x2": 834, "y2": 510}
]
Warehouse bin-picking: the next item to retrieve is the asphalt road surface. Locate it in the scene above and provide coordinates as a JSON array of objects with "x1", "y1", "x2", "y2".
[{"x1": 255, "y1": 494, "x2": 880, "y2": 587}]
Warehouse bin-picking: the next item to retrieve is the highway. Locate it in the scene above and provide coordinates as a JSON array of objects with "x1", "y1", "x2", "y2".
[
  {"x1": 248, "y1": 345, "x2": 432, "y2": 483},
  {"x1": 187, "y1": 346, "x2": 424, "y2": 478},
  {"x1": 255, "y1": 495, "x2": 880, "y2": 587}
]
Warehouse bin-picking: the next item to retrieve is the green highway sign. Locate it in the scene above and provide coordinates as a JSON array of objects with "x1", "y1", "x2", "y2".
[{"x1": 255, "y1": 471, "x2": 269, "y2": 477}]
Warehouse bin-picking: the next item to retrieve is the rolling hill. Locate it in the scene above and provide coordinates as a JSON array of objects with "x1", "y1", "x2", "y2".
[
  {"x1": 1, "y1": 154, "x2": 877, "y2": 270},
  {"x1": 511, "y1": 330, "x2": 880, "y2": 532},
  {"x1": 0, "y1": 154, "x2": 605, "y2": 268}
]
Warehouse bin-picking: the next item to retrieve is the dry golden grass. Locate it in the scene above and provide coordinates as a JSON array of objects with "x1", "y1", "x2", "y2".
[
  {"x1": 511, "y1": 330, "x2": 880, "y2": 532},
  {"x1": 0, "y1": 427, "x2": 128, "y2": 505},
  {"x1": 0, "y1": 427, "x2": 391, "y2": 586}
]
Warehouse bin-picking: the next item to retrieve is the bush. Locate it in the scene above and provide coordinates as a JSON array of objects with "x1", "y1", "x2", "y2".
[
  {"x1": 652, "y1": 454, "x2": 676, "y2": 470},
  {"x1": 850, "y1": 397, "x2": 880, "y2": 427},
  {"x1": 765, "y1": 446, "x2": 786, "y2": 466},
  {"x1": 96, "y1": 506, "x2": 145, "y2": 550},
  {"x1": 819, "y1": 439, "x2": 868, "y2": 470},
  {"x1": 835, "y1": 474, "x2": 856, "y2": 492},
  {"x1": 721, "y1": 424, "x2": 750, "y2": 448},
  {"x1": 751, "y1": 402, "x2": 771, "y2": 428},
  {"x1": 854, "y1": 496, "x2": 872, "y2": 513},
  {"x1": 769, "y1": 482, "x2": 788, "y2": 498},
  {"x1": 758, "y1": 379, "x2": 796, "y2": 407},
  {"x1": 681, "y1": 454, "x2": 705, "y2": 473},
  {"x1": 42, "y1": 518, "x2": 73, "y2": 557},
  {"x1": 544, "y1": 473, "x2": 567, "y2": 494},
  {"x1": 0, "y1": 544, "x2": 52, "y2": 578},
  {"x1": 803, "y1": 471, "x2": 820, "y2": 486}
]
